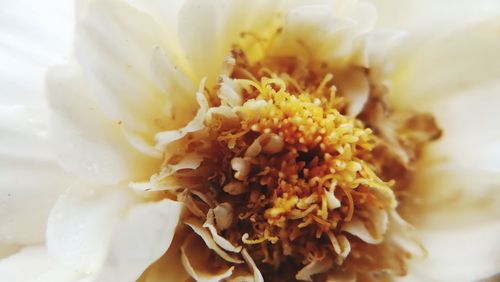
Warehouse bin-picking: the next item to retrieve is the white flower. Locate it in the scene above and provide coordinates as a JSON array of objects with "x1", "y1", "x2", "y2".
[{"x1": 1, "y1": 0, "x2": 500, "y2": 281}]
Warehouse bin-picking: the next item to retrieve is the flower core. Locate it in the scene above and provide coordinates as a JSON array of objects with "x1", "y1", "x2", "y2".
[{"x1": 150, "y1": 49, "x2": 441, "y2": 281}]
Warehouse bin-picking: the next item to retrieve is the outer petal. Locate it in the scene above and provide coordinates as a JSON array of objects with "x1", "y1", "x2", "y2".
[
  {"x1": 94, "y1": 198, "x2": 183, "y2": 282},
  {"x1": 74, "y1": 0, "x2": 198, "y2": 152},
  {"x1": 372, "y1": 0, "x2": 500, "y2": 32},
  {"x1": 138, "y1": 227, "x2": 191, "y2": 282},
  {"x1": 46, "y1": 64, "x2": 160, "y2": 184},
  {"x1": 400, "y1": 220, "x2": 500, "y2": 282},
  {"x1": 46, "y1": 181, "x2": 183, "y2": 281},
  {"x1": 0, "y1": 0, "x2": 74, "y2": 246},
  {"x1": 177, "y1": 0, "x2": 281, "y2": 86},
  {"x1": 0, "y1": 105, "x2": 72, "y2": 245},
  {"x1": 384, "y1": 17, "x2": 500, "y2": 282},
  {"x1": 389, "y1": 19, "x2": 500, "y2": 108},
  {"x1": 0, "y1": 246, "x2": 84, "y2": 282},
  {"x1": 0, "y1": 0, "x2": 73, "y2": 105},
  {"x1": 368, "y1": 3, "x2": 500, "y2": 280}
]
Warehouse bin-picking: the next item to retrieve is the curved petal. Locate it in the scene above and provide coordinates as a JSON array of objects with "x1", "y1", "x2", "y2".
[
  {"x1": 0, "y1": 246, "x2": 85, "y2": 282},
  {"x1": 0, "y1": 105, "x2": 72, "y2": 245},
  {"x1": 0, "y1": 0, "x2": 73, "y2": 105},
  {"x1": 47, "y1": 180, "x2": 183, "y2": 280},
  {"x1": 273, "y1": 1, "x2": 377, "y2": 67},
  {"x1": 46, "y1": 64, "x2": 160, "y2": 184},
  {"x1": 93, "y1": 198, "x2": 183, "y2": 282},
  {"x1": 419, "y1": 83, "x2": 500, "y2": 174},
  {"x1": 138, "y1": 227, "x2": 191, "y2": 282},
  {"x1": 401, "y1": 221, "x2": 500, "y2": 282},
  {"x1": 372, "y1": 0, "x2": 500, "y2": 32},
  {"x1": 401, "y1": 85, "x2": 500, "y2": 281},
  {"x1": 46, "y1": 181, "x2": 137, "y2": 273},
  {"x1": 181, "y1": 234, "x2": 235, "y2": 282},
  {"x1": 73, "y1": 0, "x2": 198, "y2": 154},
  {"x1": 389, "y1": 19, "x2": 500, "y2": 108},
  {"x1": 0, "y1": 0, "x2": 74, "y2": 246},
  {"x1": 177, "y1": 0, "x2": 281, "y2": 86}
]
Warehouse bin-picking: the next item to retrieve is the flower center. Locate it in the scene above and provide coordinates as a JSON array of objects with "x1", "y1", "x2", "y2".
[{"x1": 153, "y1": 49, "x2": 441, "y2": 280}]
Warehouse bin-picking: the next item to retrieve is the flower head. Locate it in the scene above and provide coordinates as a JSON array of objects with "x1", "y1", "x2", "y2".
[{"x1": 1, "y1": 0, "x2": 500, "y2": 281}]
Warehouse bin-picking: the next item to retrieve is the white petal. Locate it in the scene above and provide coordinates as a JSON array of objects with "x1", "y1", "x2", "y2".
[
  {"x1": 0, "y1": 0, "x2": 73, "y2": 105},
  {"x1": 47, "y1": 180, "x2": 183, "y2": 280},
  {"x1": 296, "y1": 257, "x2": 333, "y2": 281},
  {"x1": 203, "y1": 210, "x2": 241, "y2": 253},
  {"x1": 274, "y1": 1, "x2": 377, "y2": 67},
  {"x1": 74, "y1": 0, "x2": 196, "y2": 151},
  {"x1": 94, "y1": 198, "x2": 183, "y2": 282},
  {"x1": 177, "y1": 0, "x2": 219, "y2": 86},
  {"x1": 422, "y1": 83, "x2": 500, "y2": 173},
  {"x1": 46, "y1": 181, "x2": 136, "y2": 273},
  {"x1": 373, "y1": 0, "x2": 500, "y2": 32},
  {"x1": 342, "y1": 207, "x2": 388, "y2": 244},
  {"x1": 402, "y1": 86, "x2": 500, "y2": 280},
  {"x1": 46, "y1": 64, "x2": 160, "y2": 184},
  {"x1": 241, "y1": 248, "x2": 264, "y2": 282},
  {"x1": 138, "y1": 227, "x2": 191, "y2": 282},
  {"x1": 0, "y1": 0, "x2": 75, "y2": 246},
  {"x1": 184, "y1": 218, "x2": 243, "y2": 264},
  {"x1": 181, "y1": 234, "x2": 235, "y2": 282},
  {"x1": 178, "y1": 0, "x2": 280, "y2": 86},
  {"x1": 389, "y1": 19, "x2": 500, "y2": 108},
  {"x1": 125, "y1": 0, "x2": 190, "y2": 72},
  {"x1": 0, "y1": 105, "x2": 72, "y2": 245},
  {"x1": 401, "y1": 221, "x2": 500, "y2": 282},
  {"x1": 0, "y1": 246, "x2": 84, "y2": 282}
]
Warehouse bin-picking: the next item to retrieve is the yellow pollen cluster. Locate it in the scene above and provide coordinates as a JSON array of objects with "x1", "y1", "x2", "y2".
[
  {"x1": 205, "y1": 59, "x2": 397, "y2": 274},
  {"x1": 168, "y1": 51, "x2": 441, "y2": 281}
]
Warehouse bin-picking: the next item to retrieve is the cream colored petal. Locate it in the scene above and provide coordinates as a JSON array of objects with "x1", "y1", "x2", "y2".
[
  {"x1": 0, "y1": 105, "x2": 72, "y2": 245},
  {"x1": 125, "y1": 0, "x2": 190, "y2": 73},
  {"x1": 47, "y1": 180, "x2": 183, "y2": 280},
  {"x1": 420, "y1": 83, "x2": 500, "y2": 174},
  {"x1": 213, "y1": 203, "x2": 234, "y2": 231},
  {"x1": 0, "y1": 246, "x2": 85, "y2": 282},
  {"x1": 47, "y1": 64, "x2": 160, "y2": 184},
  {"x1": 296, "y1": 257, "x2": 333, "y2": 281},
  {"x1": 93, "y1": 199, "x2": 183, "y2": 282},
  {"x1": 177, "y1": 0, "x2": 220, "y2": 86},
  {"x1": 178, "y1": 0, "x2": 280, "y2": 86},
  {"x1": 74, "y1": 0, "x2": 196, "y2": 154},
  {"x1": 389, "y1": 19, "x2": 500, "y2": 109},
  {"x1": 46, "y1": 181, "x2": 137, "y2": 274},
  {"x1": 138, "y1": 227, "x2": 190, "y2": 282},
  {"x1": 150, "y1": 46, "x2": 198, "y2": 127},
  {"x1": 373, "y1": 0, "x2": 500, "y2": 32},
  {"x1": 219, "y1": 75, "x2": 242, "y2": 107},
  {"x1": 204, "y1": 209, "x2": 242, "y2": 253},
  {"x1": 241, "y1": 248, "x2": 264, "y2": 282},
  {"x1": 334, "y1": 69, "x2": 370, "y2": 117},
  {"x1": 273, "y1": 1, "x2": 377, "y2": 67},
  {"x1": 184, "y1": 218, "x2": 243, "y2": 264},
  {"x1": 181, "y1": 234, "x2": 235, "y2": 282},
  {"x1": 342, "y1": 204, "x2": 389, "y2": 245},
  {"x1": 155, "y1": 89, "x2": 208, "y2": 151},
  {"x1": 0, "y1": 0, "x2": 73, "y2": 106},
  {"x1": 400, "y1": 221, "x2": 500, "y2": 282}
]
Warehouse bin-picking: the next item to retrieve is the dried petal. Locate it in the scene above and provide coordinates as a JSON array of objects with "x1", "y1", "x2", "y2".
[
  {"x1": 296, "y1": 256, "x2": 333, "y2": 281},
  {"x1": 181, "y1": 234, "x2": 234, "y2": 282},
  {"x1": 184, "y1": 218, "x2": 243, "y2": 264}
]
